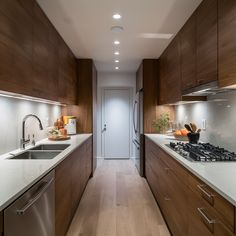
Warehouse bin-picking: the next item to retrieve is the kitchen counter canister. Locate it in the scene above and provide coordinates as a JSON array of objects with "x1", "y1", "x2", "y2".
[
  {"x1": 145, "y1": 134, "x2": 236, "y2": 206},
  {"x1": 0, "y1": 134, "x2": 92, "y2": 211}
]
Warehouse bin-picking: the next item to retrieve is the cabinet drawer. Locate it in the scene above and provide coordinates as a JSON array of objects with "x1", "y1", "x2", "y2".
[
  {"x1": 189, "y1": 188, "x2": 234, "y2": 236},
  {"x1": 189, "y1": 174, "x2": 235, "y2": 233},
  {"x1": 157, "y1": 146, "x2": 189, "y2": 188}
]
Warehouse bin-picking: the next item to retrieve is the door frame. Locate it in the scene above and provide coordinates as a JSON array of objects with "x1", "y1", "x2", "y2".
[{"x1": 101, "y1": 87, "x2": 133, "y2": 159}]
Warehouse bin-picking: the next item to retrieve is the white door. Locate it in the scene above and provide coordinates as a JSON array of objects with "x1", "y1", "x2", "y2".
[{"x1": 102, "y1": 88, "x2": 131, "y2": 159}]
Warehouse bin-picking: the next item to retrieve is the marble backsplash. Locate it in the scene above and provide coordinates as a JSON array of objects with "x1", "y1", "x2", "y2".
[
  {"x1": 0, "y1": 96, "x2": 61, "y2": 155},
  {"x1": 175, "y1": 90, "x2": 236, "y2": 152}
]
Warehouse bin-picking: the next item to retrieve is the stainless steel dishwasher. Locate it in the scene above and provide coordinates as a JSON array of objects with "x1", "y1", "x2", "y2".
[{"x1": 4, "y1": 170, "x2": 55, "y2": 236}]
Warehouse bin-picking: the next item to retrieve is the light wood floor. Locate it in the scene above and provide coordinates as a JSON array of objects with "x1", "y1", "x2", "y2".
[{"x1": 67, "y1": 159, "x2": 170, "y2": 236}]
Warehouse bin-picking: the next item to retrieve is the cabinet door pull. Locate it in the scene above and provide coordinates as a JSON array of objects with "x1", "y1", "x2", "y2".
[
  {"x1": 197, "y1": 207, "x2": 216, "y2": 233},
  {"x1": 197, "y1": 184, "x2": 214, "y2": 205},
  {"x1": 197, "y1": 208, "x2": 216, "y2": 225},
  {"x1": 164, "y1": 197, "x2": 171, "y2": 201}
]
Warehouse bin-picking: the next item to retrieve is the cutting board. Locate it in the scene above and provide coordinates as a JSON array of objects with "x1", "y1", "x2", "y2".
[{"x1": 48, "y1": 136, "x2": 71, "y2": 141}]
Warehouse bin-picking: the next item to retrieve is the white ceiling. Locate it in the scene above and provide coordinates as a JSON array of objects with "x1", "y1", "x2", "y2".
[{"x1": 37, "y1": 0, "x2": 202, "y2": 73}]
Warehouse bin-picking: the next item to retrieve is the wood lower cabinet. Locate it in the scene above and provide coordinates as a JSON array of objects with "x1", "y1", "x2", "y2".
[
  {"x1": 145, "y1": 138, "x2": 188, "y2": 236},
  {"x1": 55, "y1": 137, "x2": 92, "y2": 236},
  {"x1": 0, "y1": 211, "x2": 3, "y2": 236},
  {"x1": 55, "y1": 153, "x2": 72, "y2": 236},
  {"x1": 218, "y1": 0, "x2": 236, "y2": 88},
  {"x1": 145, "y1": 137, "x2": 235, "y2": 236},
  {"x1": 188, "y1": 174, "x2": 234, "y2": 236}
]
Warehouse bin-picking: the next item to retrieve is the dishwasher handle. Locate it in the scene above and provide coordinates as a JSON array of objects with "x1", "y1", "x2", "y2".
[{"x1": 16, "y1": 178, "x2": 54, "y2": 215}]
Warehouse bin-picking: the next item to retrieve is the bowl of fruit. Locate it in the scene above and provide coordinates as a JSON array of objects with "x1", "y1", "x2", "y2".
[{"x1": 174, "y1": 128, "x2": 189, "y2": 141}]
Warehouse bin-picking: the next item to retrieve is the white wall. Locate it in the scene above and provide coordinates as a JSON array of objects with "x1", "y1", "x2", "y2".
[
  {"x1": 97, "y1": 71, "x2": 136, "y2": 158},
  {"x1": 0, "y1": 96, "x2": 61, "y2": 155},
  {"x1": 175, "y1": 90, "x2": 236, "y2": 152}
]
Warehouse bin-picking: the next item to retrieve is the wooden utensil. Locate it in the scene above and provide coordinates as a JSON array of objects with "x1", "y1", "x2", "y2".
[
  {"x1": 184, "y1": 124, "x2": 193, "y2": 133},
  {"x1": 190, "y1": 123, "x2": 197, "y2": 133}
]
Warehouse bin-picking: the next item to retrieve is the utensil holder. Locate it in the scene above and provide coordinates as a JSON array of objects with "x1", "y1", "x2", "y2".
[{"x1": 187, "y1": 133, "x2": 200, "y2": 144}]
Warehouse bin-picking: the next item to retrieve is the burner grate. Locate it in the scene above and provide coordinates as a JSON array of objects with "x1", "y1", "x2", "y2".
[{"x1": 167, "y1": 142, "x2": 236, "y2": 162}]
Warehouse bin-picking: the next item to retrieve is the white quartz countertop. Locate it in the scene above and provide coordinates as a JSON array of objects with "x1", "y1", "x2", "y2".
[
  {"x1": 145, "y1": 134, "x2": 236, "y2": 206},
  {"x1": 0, "y1": 134, "x2": 92, "y2": 211}
]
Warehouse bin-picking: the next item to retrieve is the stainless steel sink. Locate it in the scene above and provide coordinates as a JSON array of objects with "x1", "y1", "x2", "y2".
[
  {"x1": 30, "y1": 144, "x2": 70, "y2": 151},
  {"x1": 8, "y1": 151, "x2": 61, "y2": 160}
]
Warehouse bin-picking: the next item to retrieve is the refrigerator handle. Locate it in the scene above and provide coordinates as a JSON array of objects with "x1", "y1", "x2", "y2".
[
  {"x1": 133, "y1": 101, "x2": 137, "y2": 133},
  {"x1": 132, "y1": 139, "x2": 140, "y2": 150}
]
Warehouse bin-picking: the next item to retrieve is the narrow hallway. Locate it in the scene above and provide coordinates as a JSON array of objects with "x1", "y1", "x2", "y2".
[{"x1": 67, "y1": 160, "x2": 170, "y2": 236}]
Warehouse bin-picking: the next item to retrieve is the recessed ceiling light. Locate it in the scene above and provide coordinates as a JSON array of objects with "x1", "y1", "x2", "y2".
[
  {"x1": 115, "y1": 67, "x2": 119, "y2": 70},
  {"x1": 139, "y1": 33, "x2": 173, "y2": 39},
  {"x1": 114, "y1": 51, "x2": 120, "y2": 55},
  {"x1": 114, "y1": 40, "x2": 120, "y2": 45},
  {"x1": 113, "y1": 14, "x2": 121, "y2": 20},
  {"x1": 115, "y1": 60, "x2": 119, "y2": 63},
  {"x1": 111, "y1": 26, "x2": 124, "y2": 33}
]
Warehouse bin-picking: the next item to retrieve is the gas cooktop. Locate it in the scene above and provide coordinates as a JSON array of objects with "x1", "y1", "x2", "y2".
[{"x1": 166, "y1": 142, "x2": 236, "y2": 162}]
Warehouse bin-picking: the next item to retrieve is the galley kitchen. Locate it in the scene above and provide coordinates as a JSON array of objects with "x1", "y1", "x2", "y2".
[{"x1": 0, "y1": 0, "x2": 236, "y2": 236}]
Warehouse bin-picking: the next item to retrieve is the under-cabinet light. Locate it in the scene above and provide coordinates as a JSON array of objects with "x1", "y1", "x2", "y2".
[{"x1": 0, "y1": 90, "x2": 65, "y2": 106}]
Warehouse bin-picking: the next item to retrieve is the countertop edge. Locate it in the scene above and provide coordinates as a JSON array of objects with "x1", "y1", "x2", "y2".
[
  {"x1": 145, "y1": 134, "x2": 236, "y2": 206},
  {"x1": 0, "y1": 134, "x2": 92, "y2": 211}
]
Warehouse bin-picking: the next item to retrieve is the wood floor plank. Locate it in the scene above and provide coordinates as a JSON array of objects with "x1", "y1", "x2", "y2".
[{"x1": 67, "y1": 159, "x2": 170, "y2": 236}]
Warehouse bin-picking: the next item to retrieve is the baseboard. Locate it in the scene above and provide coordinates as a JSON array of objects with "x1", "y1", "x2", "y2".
[{"x1": 97, "y1": 156, "x2": 133, "y2": 160}]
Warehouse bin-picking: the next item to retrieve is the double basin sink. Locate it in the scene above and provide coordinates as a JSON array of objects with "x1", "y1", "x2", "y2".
[{"x1": 8, "y1": 144, "x2": 70, "y2": 160}]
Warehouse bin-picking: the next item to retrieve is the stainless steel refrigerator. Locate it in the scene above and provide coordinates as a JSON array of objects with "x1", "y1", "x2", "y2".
[{"x1": 132, "y1": 89, "x2": 144, "y2": 176}]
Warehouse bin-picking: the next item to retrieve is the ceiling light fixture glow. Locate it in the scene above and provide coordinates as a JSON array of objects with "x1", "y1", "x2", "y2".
[
  {"x1": 114, "y1": 40, "x2": 120, "y2": 45},
  {"x1": 139, "y1": 33, "x2": 173, "y2": 39},
  {"x1": 113, "y1": 14, "x2": 121, "y2": 20},
  {"x1": 114, "y1": 51, "x2": 120, "y2": 55},
  {"x1": 111, "y1": 26, "x2": 124, "y2": 33},
  {"x1": 115, "y1": 67, "x2": 119, "y2": 70},
  {"x1": 115, "y1": 60, "x2": 119, "y2": 63}
]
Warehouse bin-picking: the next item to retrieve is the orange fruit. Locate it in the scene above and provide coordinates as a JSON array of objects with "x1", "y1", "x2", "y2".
[
  {"x1": 175, "y1": 130, "x2": 182, "y2": 136},
  {"x1": 180, "y1": 129, "x2": 189, "y2": 136}
]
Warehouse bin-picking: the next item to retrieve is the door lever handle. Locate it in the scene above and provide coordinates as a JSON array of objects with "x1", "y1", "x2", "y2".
[{"x1": 102, "y1": 124, "x2": 107, "y2": 132}]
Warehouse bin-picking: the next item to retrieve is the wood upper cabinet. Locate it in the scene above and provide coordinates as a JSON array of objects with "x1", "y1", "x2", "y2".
[
  {"x1": 0, "y1": 0, "x2": 77, "y2": 104},
  {"x1": 32, "y1": 3, "x2": 59, "y2": 101},
  {"x1": 159, "y1": 35, "x2": 181, "y2": 104},
  {"x1": 0, "y1": 0, "x2": 34, "y2": 96},
  {"x1": 136, "y1": 59, "x2": 158, "y2": 133},
  {"x1": 142, "y1": 59, "x2": 159, "y2": 133},
  {"x1": 196, "y1": 0, "x2": 217, "y2": 86},
  {"x1": 159, "y1": 50, "x2": 168, "y2": 105},
  {"x1": 218, "y1": 0, "x2": 236, "y2": 88},
  {"x1": 136, "y1": 63, "x2": 143, "y2": 92},
  {"x1": 58, "y1": 38, "x2": 77, "y2": 105},
  {"x1": 166, "y1": 35, "x2": 182, "y2": 103},
  {"x1": 180, "y1": 13, "x2": 197, "y2": 92}
]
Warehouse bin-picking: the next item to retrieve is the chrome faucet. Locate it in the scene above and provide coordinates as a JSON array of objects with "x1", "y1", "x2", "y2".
[{"x1": 21, "y1": 114, "x2": 43, "y2": 149}]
